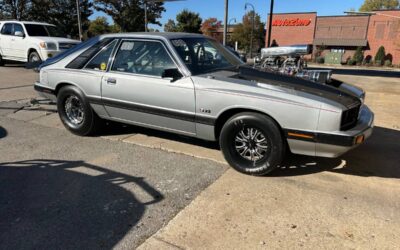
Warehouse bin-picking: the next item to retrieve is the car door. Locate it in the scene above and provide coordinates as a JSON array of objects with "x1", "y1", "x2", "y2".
[
  {"x1": 101, "y1": 39, "x2": 196, "y2": 136},
  {"x1": 0, "y1": 23, "x2": 13, "y2": 58},
  {"x1": 11, "y1": 23, "x2": 26, "y2": 59}
]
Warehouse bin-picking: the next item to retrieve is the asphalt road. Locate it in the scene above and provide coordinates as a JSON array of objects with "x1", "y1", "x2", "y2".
[{"x1": 0, "y1": 65, "x2": 227, "y2": 249}]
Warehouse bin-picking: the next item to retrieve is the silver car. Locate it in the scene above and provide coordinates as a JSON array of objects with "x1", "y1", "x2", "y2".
[{"x1": 34, "y1": 33, "x2": 374, "y2": 175}]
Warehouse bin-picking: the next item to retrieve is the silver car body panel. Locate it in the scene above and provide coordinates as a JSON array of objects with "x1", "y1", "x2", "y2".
[{"x1": 34, "y1": 32, "x2": 374, "y2": 158}]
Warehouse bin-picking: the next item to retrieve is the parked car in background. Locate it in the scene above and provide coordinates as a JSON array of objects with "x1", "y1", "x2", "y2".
[
  {"x1": 34, "y1": 33, "x2": 374, "y2": 176},
  {"x1": 0, "y1": 21, "x2": 80, "y2": 65}
]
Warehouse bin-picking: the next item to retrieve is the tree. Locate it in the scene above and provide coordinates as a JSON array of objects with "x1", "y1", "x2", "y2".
[
  {"x1": 0, "y1": 0, "x2": 31, "y2": 20},
  {"x1": 28, "y1": 0, "x2": 93, "y2": 39},
  {"x1": 88, "y1": 16, "x2": 111, "y2": 37},
  {"x1": 353, "y1": 46, "x2": 364, "y2": 64},
  {"x1": 93, "y1": 0, "x2": 165, "y2": 32},
  {"x1": 200, "y1": 17, "x2": 222, "y2": 36},
  {"x1": 359, "y1": 0, "x2": 399, "y2": 11},
  {"x1": 164, "y1": 19, "x2": 177, "y2": 32},
  {"x1": 375, "y1": 46, "x2": 386, "y2": 65},
  {"x1": 175, "y1": 9, "x2": 202, "y2": 33},
  {"x1": 230, "y1": 11, "x2": 265, "y2": 54}
]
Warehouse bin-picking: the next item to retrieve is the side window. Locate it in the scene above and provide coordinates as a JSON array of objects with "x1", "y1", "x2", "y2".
[
  {"x1": 85, "y1": 40, "x2": 117, "y2": 71},
  {"x1": 111, "y1": 40, "x2": 176, "y2": 77},
  {"x1": 1, "y1": 24, "x2": 13, "y2": 35},
  {"x1": 13, "y1": 24, "x2": 24, "y2": 36}
]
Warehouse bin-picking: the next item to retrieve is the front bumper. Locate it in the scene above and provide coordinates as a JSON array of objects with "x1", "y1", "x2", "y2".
[
  {"x1": 38, "y1": 49, "x2": 63, "y2": 61},
  {"x1": 286, "y1": 105, "x2": 374, "y2": 157}
]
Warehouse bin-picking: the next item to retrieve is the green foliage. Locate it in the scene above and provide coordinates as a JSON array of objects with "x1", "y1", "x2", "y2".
[
  {"x1": 230, "y1": 11, "x2": 265, "y2": 54},
  {"x1": 359, "y1": 0, "x2": 399, "y2": 11},
  {"x1": 88, "y1": 17, "x2": 117, "y2": 37},
  {"x1": 347, "y1": 59, "x2": 356, "y2": 65},
  {"x1": 175, "y1": 9, "x2": 202, "y2": 33},
  {"x1": 384, "y1": 59, "x2": 392, "y2": 66},
  {"x1": 316, "y1": 56, "x2": 325, "y2": 64},
  {"x1": 374, "y1": 46, "x2": 386, "y2": 65},
  {"x1": 352, "y1": 47, "x2": 364, "y2": 65},
  {"x1": 164, "y1": 19, "x2": 177, "y2": 32},
  {"x1": 164, "y1": 9, "x2": 202, "y2": 33},
  {"x1": 94, "y1": 0, "x2": 165, "y2": 32}
]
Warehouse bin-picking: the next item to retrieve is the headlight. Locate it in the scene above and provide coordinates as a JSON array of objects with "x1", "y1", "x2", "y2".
[{"x1": 39, "y1": 42, "x2": 57, "y2": 50}]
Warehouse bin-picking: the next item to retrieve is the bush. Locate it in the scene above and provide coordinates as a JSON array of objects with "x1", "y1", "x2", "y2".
[
  {"x1": 347, "y1": 59, "x2": 356, "y2": 66},
  {"x1": 316, "y1": 56, "x2": 325, "y2": 64},
  {"x1": 384, "y1": 59, "x2": 392, "y2": 67},
  {"x1": 374, "y1": 46, "x2": 386, "y2": 65},
  {"x1": 353, "y1": 46, "x2": 364, "y2": 65}
]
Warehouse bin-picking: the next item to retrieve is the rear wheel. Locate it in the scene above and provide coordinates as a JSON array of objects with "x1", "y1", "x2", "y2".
[
  {"x1": 219, "y1": 112, "x2": 285, "y2": 175},
  {"x1": 57, "y1": 85, "x2": 101, "y2": 136},
  {"x1": 28, "y1": 51, "x2": 42, "y2": 63}
]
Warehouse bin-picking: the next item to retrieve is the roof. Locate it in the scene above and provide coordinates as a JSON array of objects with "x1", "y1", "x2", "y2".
[
  {"x1": 313, "y1": 38, "x2": 368, "y2": 47},
  {"x1": 100, "y1": 32, "x2": 206, "y2": 40},
  {"x1": 0, "y1": 20, "x2": 54, "y2": 26}
]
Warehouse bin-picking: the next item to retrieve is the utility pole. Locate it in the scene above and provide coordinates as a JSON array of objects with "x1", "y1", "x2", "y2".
[
  {"x1": 267, "y1": 0, "x2": 274, "y2": 47},
  {"x1": 76, "y1": 0, "x2": 83, "y2": 41},
  {"x1": 223, "y1": 0, "x2": 229, "y2": 45}
]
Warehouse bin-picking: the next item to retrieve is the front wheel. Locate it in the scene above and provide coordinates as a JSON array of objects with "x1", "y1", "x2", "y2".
[
  {"x1": 219, "y1": 112, "x2": 285, "y2": 175},
  {"x1": 28, "y1": 51, "x2": 42, "y2": 63},
  {"x1": 57, "y1": 85, "x2": 101, "y2": 136}
]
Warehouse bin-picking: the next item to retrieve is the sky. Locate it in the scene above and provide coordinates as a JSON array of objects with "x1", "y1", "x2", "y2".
[{"x1": 91, "y1": 0, "x2": 366, "y2": 29}]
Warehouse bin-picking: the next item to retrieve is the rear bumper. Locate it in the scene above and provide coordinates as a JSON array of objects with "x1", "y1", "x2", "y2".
[
  {"x1": 34, "y1": 82, "x2": 56, "y2": 101},
  {"x1": 286, "y1": 105, "x2": 374, "y2": 157}
]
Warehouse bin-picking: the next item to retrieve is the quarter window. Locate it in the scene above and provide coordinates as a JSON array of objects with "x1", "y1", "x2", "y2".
[
  {"x1": 111, "y1": 40, "x2": 176, "y2": 77},
  {"x1": 85, "y1": 40, "x2": 118, "y2": 71},
  {"x1": 1, "y1": 23, "x2": 13, "y2": 35}
]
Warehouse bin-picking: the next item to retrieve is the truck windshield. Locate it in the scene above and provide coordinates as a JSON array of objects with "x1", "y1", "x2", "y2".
[
  {"x1": 25, "y1": 24, "x2": 65, "y2": 37},
  {"x1": 170, "y1": 38, "x2": 243, "y2": 75}
]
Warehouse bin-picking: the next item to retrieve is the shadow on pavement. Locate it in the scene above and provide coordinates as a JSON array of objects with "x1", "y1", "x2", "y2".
[
  {"x1": 0, "y1": 159, "x2": 163, "y2": 249},
  {"x1": 0, "y1": 126, "x2": 7, "y2": 139},
  {"x1": 273, "y1": 127, "x2": 400, "y2": 179}
]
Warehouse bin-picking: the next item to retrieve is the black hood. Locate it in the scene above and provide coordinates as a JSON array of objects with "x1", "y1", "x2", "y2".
[{"x1": 227, "y1": 66, "x2": 361, "y2": 109}]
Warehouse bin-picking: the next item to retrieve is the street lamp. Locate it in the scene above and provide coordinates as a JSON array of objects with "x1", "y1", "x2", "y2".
[
  {"x1": 144, "y1": 0, "x2": 185, "y2": 32},
  {"x1": 229, "y1": 18, "x2": 237, "y2": 25},
  {"x1": 267, "y1": 0, "x2": 274, "y2": 47},
  {"x1": 245, "y1": 3, "x2": 255, "y2": 58},
  {"x1": 223, "y1": 0, "x2": 229, "y2": 46}
]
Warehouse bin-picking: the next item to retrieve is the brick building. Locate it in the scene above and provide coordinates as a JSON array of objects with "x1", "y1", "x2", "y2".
[{"x1": 265, "y1": 10, "x2": 400, "y2": 64}]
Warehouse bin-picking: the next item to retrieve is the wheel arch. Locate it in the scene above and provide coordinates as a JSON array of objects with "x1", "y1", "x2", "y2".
[
  {"x1": 214, "y1": 107, "x2": 285, "y2": 142},
  {"x1": 27, "y1": 47, "x2": 41, "y2": 60}
]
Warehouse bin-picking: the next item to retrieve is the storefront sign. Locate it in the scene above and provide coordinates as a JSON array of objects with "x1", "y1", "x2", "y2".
[{"x1": 272, "y1": 18, "x2": 312, "y2": 27}]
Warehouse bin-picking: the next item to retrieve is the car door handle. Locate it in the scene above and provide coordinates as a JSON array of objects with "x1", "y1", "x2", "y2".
[{"x1": 106, "y1": 78, "x2": 117, "y2": 85}]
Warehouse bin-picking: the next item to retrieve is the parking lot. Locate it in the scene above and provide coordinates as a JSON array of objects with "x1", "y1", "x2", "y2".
[{"x1": 1, "y1": 65, "x2": 400, "y2": 249}]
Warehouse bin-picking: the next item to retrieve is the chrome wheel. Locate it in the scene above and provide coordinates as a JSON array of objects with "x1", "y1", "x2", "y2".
[
  {"x1": 234, "y1": 127, "x2": 269, "y2": 162},
  {"x1": 64, "y1": 95, "x2": 84, "y2": 125}
]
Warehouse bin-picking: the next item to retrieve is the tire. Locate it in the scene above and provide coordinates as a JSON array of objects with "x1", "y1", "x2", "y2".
[
  {"x1": 0, "y1": 54, "x2": 4, "y2": 66},
  {"x1": 28, "y1": 51, "x2": 42, "y2": 63},
  {"x1": 57, "y1": 85, "x2": 101, "y2": 136},
  {"x1": 219, "y1": 112, "x2": 285, "y2": 176}
]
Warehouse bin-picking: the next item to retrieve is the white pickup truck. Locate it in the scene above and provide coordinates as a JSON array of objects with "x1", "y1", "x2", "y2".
[{"x1": 0, "y1": 21, "x2": 80, "y2": 65}]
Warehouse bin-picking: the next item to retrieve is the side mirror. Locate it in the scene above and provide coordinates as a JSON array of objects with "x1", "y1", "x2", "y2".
[
  {"x1": 15, "y1": 31, "x2": 25, "y2": 38},
  {"x1": 162, "y1": 68, "x2": 183, "y2": 82}
]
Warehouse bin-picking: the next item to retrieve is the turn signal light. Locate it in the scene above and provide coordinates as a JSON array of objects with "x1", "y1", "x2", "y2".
[{"x1": 355, "y1": 135, "x2": 364, "y2": 144}]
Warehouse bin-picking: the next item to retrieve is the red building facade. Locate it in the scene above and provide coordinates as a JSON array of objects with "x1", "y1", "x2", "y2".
[{"x1": 265, "y1": 10, "x2": 400, "y2": 64}]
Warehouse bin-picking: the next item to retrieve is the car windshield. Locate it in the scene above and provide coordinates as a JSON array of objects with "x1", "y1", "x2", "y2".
[
  {"x1": 170, "y1": 38, "x2": 243, "y2": 75},
  {"x1": 25, "y1": 24, "x2": 65, "y2": 37}
]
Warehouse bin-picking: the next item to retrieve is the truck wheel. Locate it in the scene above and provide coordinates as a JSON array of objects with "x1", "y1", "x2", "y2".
[
  {"x1": 57, "y1": 85, "x2": 101, "y2": 136},
  {"x1": 219, "y1": 112, "x2": 285, "y2": 175},
  {"x1": 28, "y1": 51, "x2": 42, "y2": 63}
]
